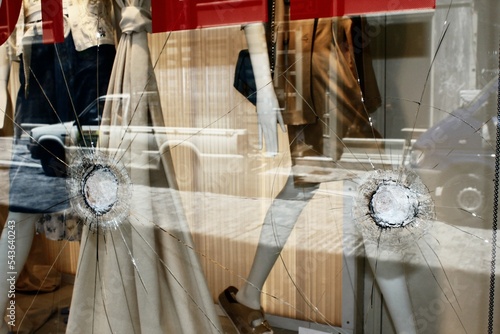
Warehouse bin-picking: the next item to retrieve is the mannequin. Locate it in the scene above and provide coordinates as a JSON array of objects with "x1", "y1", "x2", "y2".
[
  {"x1": 0, "y1": 1, "x2": 115, "y2": 332},
  {"x1": 0, "y1": 43, "x2": 9, "y2": 131},
  {"x1": 219, "y1": 5, "x2": 417, "y2": 333}
]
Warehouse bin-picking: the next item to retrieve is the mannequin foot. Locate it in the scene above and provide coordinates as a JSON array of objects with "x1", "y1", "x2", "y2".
[{"x1": 218, "y1": 286, "x2": 273, "y2": 334}]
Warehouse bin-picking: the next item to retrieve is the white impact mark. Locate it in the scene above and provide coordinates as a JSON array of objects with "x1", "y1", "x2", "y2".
[
  {"x1": 82, "y1": 166, "x2": 119, "y2": 216},
  {"x1": 369, "y1": 181, "x2": 419, "y2": 228},
  {"x1": 355, "y1": 168, "x2": 435, "y2": 251},
  {"x1": 68, "y1": 150, "x2": 132, "y2": 232}
]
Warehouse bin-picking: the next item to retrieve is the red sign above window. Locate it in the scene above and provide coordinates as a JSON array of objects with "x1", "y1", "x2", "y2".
[
  {"x1": 154, "y1": 0, "x2": 435, "y2": 33},
  {"x1": 291, "y1": 0, "x2": 436, "y2": 20},
  {"x1": 0, "y1": 0, "x2": 22, "y2": 45},
  {"x1": 41, "y1": 0, "x2": 64, "y2": 43},
  {"x1": 0, "y1": 0, "x2": 436, "y2": 45},
  {"x1": 0, "y1": 0, "x2": 64, "y2": 45},
  {"x1": 152, "y1": 0, "x2": 268, "y2": 32}
]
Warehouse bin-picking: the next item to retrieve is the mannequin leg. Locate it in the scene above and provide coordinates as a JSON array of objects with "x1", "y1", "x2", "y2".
[
  {"x1": 364, "y1": 243, "x2": 416, "y2": 334},
  {"x1": 219, "y1": 176, "x2": 318, "y2": 332},
  {"x1": 236, "y1": 176, "x2": 319, "y2": 310},
  {"x1": 223, "y1": 175, "x2": 415, "y2": 333},
  {"x1": 0, "y1": 212, "x2": 38, "y2": 333}
]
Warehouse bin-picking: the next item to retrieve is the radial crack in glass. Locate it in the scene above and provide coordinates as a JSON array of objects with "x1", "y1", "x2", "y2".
[
  {"x1": 67, "y1": 150, "x2": 132, "y2": 233},
  {"x1": 355, "y1": 168, "x2": 435, "y2": 251}
]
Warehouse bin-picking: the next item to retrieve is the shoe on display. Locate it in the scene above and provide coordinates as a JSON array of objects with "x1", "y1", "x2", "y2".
[{"x1": 218, "y1": 286, "x2": 273, "y2": 334}]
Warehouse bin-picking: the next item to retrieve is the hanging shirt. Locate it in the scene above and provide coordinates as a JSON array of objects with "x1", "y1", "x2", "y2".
[{"x1": 15, "y1": 0, "x2": 115, "y2": 55}]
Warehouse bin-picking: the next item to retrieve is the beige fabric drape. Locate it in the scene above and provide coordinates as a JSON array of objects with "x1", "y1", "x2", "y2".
[{"x1": 67, "y1": 1, "x2": 222, "y2": 332}]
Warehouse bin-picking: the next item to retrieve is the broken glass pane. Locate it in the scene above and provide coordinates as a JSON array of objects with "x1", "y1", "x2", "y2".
[{"x1": 0, "y1": 0, "x2": 498, "y2": 333}]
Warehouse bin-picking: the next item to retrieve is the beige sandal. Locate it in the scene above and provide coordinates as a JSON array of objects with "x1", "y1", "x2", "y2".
[{"x1": 218, "y1": 286, "x2": 273, "y2": 334}]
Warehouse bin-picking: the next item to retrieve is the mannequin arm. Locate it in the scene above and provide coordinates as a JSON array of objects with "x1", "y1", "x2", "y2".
[
  {"x1": 244, "y1": 23, "x2": 286, "y2": 156},
  {"x1": 0, "y1": 43, "x2": 11, "y2": 129}
]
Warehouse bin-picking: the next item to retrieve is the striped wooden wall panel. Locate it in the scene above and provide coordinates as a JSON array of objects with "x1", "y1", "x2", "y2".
[{"x1": 149, "y1": 27, "x2": 343, "y2": 326}]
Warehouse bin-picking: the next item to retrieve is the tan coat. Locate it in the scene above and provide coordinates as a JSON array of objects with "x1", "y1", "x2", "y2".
[{"x1": 271, "y1": 1, "x2": 381, "y2": 160}]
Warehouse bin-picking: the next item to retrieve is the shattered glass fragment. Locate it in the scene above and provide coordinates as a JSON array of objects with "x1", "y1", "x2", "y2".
[
  {"x1": 67, "y1": 149, "x2": 132, "y2": 233},
  {"x1": 355, "y1": 168, "x2": 435, "y2": 251}
]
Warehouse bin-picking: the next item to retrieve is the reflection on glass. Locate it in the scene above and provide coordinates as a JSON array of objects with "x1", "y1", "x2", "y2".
[{"x1": 0, "y1": 0, "x2": 498, "y2": 333}]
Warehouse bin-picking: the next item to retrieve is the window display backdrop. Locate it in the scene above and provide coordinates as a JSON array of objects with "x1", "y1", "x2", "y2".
[{"x1": 0, "y1": 0, "x2": 499, "y2": 333}]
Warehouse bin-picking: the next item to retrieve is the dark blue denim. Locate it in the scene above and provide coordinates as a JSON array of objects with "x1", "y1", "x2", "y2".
[
  {"x1": 14, "y1": 33, "x2": 76, "y2": 135},
  {"x1": 9, "y1": 33, "x2": 115, "y2": 213}
]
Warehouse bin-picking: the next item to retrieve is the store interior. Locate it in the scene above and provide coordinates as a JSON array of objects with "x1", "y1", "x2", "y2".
[{"x1": 0, "y1": 0, "x2": 499, "y2": 333}]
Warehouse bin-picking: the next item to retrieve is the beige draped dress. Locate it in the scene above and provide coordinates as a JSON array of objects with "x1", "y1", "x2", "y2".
[{"x1": 67, "y1": 1, "x2": 222, "y2": 332}]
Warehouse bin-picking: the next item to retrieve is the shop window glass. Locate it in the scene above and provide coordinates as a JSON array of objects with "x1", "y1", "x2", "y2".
[{"x1": 0, "y1": 0, "x2": 498, "y2": 333}]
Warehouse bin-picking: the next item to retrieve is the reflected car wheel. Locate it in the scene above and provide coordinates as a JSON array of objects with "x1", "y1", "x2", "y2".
[
  {"x1": 41, "y1": 145, "x2": 66, "y2": 177},
  {"x1": 168, "y1": 145, "x2": 202, "y2": 192},
  {"x1": 441, "y1": 172, "x2": 492, "y2": 221},
  {"x1": 174, "y1": 158, "x2": 201, "y2": 191}
]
